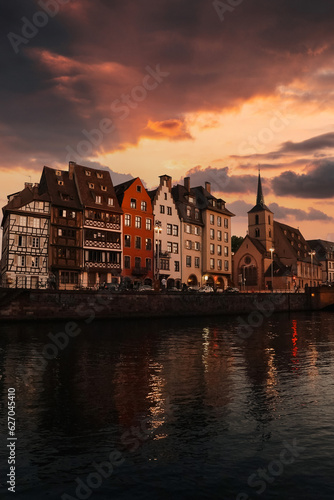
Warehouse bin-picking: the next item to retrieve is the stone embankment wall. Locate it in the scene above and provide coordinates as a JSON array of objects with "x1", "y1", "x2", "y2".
[{"x1": 0, "y1": 289, "x2": 312, "y2": 322}]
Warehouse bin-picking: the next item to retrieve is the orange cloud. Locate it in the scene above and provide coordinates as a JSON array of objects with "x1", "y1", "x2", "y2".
[{"x1": 143, "y1": 119, "x2": 193, "y2": 141}]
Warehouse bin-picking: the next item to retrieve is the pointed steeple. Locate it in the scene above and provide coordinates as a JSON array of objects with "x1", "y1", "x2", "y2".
[{"x1": 256, "y1": 171, "x2": 265, "y2": 207}]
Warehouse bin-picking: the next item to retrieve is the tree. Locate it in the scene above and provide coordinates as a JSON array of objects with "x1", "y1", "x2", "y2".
[{"x1": 231, "y1": 235, "x2": 244, "y2": 253}]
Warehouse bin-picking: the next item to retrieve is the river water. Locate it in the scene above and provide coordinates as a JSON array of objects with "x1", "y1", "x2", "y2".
[{"x1": 0, "y1": 311, "x2": 334, "y2": 500}]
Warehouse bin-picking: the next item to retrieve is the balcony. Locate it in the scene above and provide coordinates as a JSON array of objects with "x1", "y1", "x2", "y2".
[
  {"x1": 159, "y1": 251, "x2": 171, "y2": 258},
  {"x1": 132, "y1": 266, "x2": 150, "y2": 276}
]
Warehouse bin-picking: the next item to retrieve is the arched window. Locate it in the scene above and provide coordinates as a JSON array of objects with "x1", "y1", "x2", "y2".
[
  {"x1": 268, "y1": 215, "x2": 271, "y2": 224},
  {"x1": 255, "y1": 228, "x2": 260, "y2": 237},
  {"x1": 269, "y1": 229, "x2": 272, "y2": 238},
  {"x1": 255, "y1": 215, "x2": 259, "y2": 225}
]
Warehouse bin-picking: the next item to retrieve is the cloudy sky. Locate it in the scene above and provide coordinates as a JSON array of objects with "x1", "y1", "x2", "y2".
[{"x1": 1, "y1": 0, "x2": 334, "y2": 239}]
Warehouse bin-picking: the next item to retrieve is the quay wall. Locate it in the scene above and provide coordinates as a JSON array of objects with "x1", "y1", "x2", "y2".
[{"x1": 0, "y1": 289, "x2": 312, "y2": 322}]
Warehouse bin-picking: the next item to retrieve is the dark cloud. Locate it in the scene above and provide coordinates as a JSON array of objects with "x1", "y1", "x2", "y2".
[
  {"x1": 272, "y1": 161, "x2": 334, "y2": 198},
  {"x1": 268, "y1": 203, "x2": 332, "y2": 221},
  {"x1": 279, "y1": 132, "x2": 334, "y2": 154}
]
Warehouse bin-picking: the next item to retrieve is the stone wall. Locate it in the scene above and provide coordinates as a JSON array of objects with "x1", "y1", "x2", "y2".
[{"x1": 0, "y1": 289, "x2": 311, "y2": 322}]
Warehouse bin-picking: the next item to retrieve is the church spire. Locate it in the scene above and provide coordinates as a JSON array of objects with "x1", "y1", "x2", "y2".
[{"x1": 256, "y1": 171, "x2": 265, "y2": 207}]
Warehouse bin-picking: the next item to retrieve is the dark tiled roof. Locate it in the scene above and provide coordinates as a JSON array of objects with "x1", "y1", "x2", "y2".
[
  {"x1": 307, "y1": 239, "x2": 334, "y2": 259},
  {"x1": 74, "y1": 164, "x2": 122, "y2": 212},
  {"x1": 264, "y1": 260, "x2": 292, "y2": 277},
  {"x1": 275, "y1": 221, "x2": 316, "y2": 263},
  {"x1": 147, "y1": 189, "x2": 158, "y2": 203},
  {"x1": 114, "y1": 178, "x2": 136, "y2": 205},
  {"x1": 3, "y1": 184, "x2": 50, "y2": 215},
  {"x1": 192, "y1": 186, "x2": 235, "y2": 217},
  {"x1": 39, "y1": 166, "x2": 81, "y2": 209},
  {"x1": 248, "y1": 173, "x2": 273, "y2": 214},
  {"x1": 247, "y1": 235, "x2": 267, "y2": 255},
  {"x1": 171, "y1": 184, "x2": 204, "y2": 225}
]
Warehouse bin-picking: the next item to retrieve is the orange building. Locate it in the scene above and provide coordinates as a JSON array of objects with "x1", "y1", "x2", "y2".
[{"x1": 115, "y1": 178, "x2": 154, "y2": 285}]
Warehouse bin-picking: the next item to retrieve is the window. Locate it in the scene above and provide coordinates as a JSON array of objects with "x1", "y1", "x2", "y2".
[
  {"x1": 95, "y1": 195, "x2": 102, "y2": 204},
  {"x1": 210, "y1": 244, "x2": 215, "y2": 255},
  {"x1": 125, "y1": 214, "x2": 131, "y2": 226},
  {"x1": 224, "y1": 218, "x2": 229, "y2": 228},
  {"x1": 19, "y1": 216, "x2": 27, "y2": 226},
  {"x1": 268, "y1": 215, "x2": 271, "y2": 224},
  {"x1": 108, "y1": 198, "x2": 114, "y2": 206},
  {"x1": 186, "y1": 206, "x2": 191, "y2": 217},
  {"x1": 224, "y1": 260, "x2": 229, "y2": 271},
  {"x1": 173, "y1": 242, "x2": 178, "y2": 254},
  {"x1": 141, "y1": 201, "x2": 147, "y2": 211},
  {"x1": 85, "y1": 170, "x2": 91, "y2": 176},
  {"x1": 185, "y1": 224, "x2": 191, "y2": 234},
  {"x1": 32, "y1": 237, "x2": 39, "y2": 248},
  {"x1": 56, "y1": 170, "x2": 62, "y2": 176},
  {"x1": 124, "y1": 235, "x2": 131, "y2": 247},
  {"x1": 89, "y1": 183, "x2": 94, "y2": 189},
  {"x1": 195, "y1": 257, "x2": 200, "y2": 268},
  {"x1": 194, "y1": 226, "x2": 200, "y2": 236},
  {"x1": 146, "y1": 238, "x2": 152, "y2": 250},
  {"x1": 175, "y1": 261, "x2": 180, "y2": 272},
  {"x1": 186, "y1": 240, "x2": 192, "y2": 250},
  {"x1": 194, "y1": 241, "x2": 200, "y2": 251},
  {"x1": 135, "y1": 216, "x2": 141, "y2": 229},
  {"x1": 146, "y1": 218, "x2": 152, "y2": 230},
  {"x1": 217, "y1": 216, "x2": 222, "y2": 227},
  {"x1": 124, "y1": 256, "x2": 130, "y2": 269},
  {"x1": 224, "y1": 246, "x2": 229, "y2": 257},
  {"x1": 255, "y1": 228, "x2": 260, "y2": 237},
  {"x1": 217, "y1": 245, "x2": 222, "y2": 256},
  {"x1": 186, "y1": 256, "x2": 191, "y2": 267},
  {"x1": 97, "y1": 172, "x2": 103, "y2": 179},
  {"x1": 33, "y1": 218, "x2": 40, "y2": 229},
  {"x1": 164, "y1": 193, "x2": 167, "y2": 200},
  {"x1": 167, "y1": 223, "x2": 172, "y2": 235},
  {"x1": 173, "y1": 225, "x2": 178, "y2": 236},
  {"x1": 19, "y1": 256, "x2": 25, "y2": 267},
  {"x1": 167, "y1": 241, "x2": 172, "y2": 253},
  {"x1": 137, "y1": 185, "x2": 142, "y2": 193},
  {"x1": 18, "y1": 235, "x2": 26, "y2": 247},
  {"x1": 210, "y1": 258, "x2": 215, "y2": 270},
  {"x1": 160, "y1": 205, "x2": 165, "y2": 214},
  {"x1": 146, "y1": 258, "x2": 151, "y2": 270},
  {"x1": 167, "y1": 207, "x2": 172, "y2": 215},
  {"x1": 210, "y1": 214, "x2": 214, "y2": 225},
  {"x1": 195, "y1": 209, "x2": 199, "y2": 220},
  {"x1": 255, "y1": 215, "x2": 259, "y2": 225},
  {"x1": 135, "y1": 237, "x2": 141, "y2": 249},
  {"x1": 269, "y1": 229, "x2": 272, "y2": 238},
  {"x1": 70, "y1": 211, "x2": 76, "y2": 219},
  {"x1": 210, "y1": 229, "x2": 214, "y2": 240},
  {"x1": 101, "y1": 186, "x2": 107, "y2": 192},
  {"x1": 224, "y1": 232, "x2": 228, "y2": 243},
  {"x1": 135, "y1": 257, "x2": 141, "y2": 268},
  {"x1": 31, "y1": 257, "x2": 39, "y2": 268},
  {"x1": 58, "y1": 180, "x2": 64, "y2": 186},
  {"x1": 217, "y1": 259, "x2": 222, "y2": 270},
  {"x1": 217, "y1": 230, "x2": 222, "y2": 241},
  {"x1": 160, "y1": 259, "x2": 170, "y2": 271},
  {"x1": 130, "y1": 198, "x2": 136, "y2": 209}
]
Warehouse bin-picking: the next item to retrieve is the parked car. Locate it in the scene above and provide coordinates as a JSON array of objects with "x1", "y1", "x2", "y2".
[
  {"x1": 138, "y1": 284, "x2": 154, "y2": 292},
  {"x1": 167, "y1": 287, "x2": 182, "y2": 292},
  {"x1": 198, "y1": 286, "x2": 214, "y2": 293},
  {"x1": 99, "y1": 283, "x2": 119, "y2": 292},
  {"x1": 224, "y1": 287, "x2": 240, "y2": 293}
]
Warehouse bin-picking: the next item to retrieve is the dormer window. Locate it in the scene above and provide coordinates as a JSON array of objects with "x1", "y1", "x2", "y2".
[
  {"x1": 101, "y1": 186, "x2": 107, "y2": 191},
  {"x1": 188, "y1": 196, "x2": 195, "y2": 204},
  {"x1": 56, "y1": 170, "x2": 62, "y2": 177},
  {"x1": 85, "y1": 170, "x2": 91, "y2": 176},
  {"x1": 108, "y1": 198, "x2": 114, "y2": 206},
  {"x1": 97, "y1": 172, "x2": 103, "y2": 179},
  {"x1": 89, "y1": 183, "x2": 94, "y2": 189},
  {"x1": 186, "y1": 206, "x2": 191, "y2": 217},
  {"x1": 95, "y1": 195, "x2": 102, "y2": 204},
  {"x1": 58, "y1": 180, "x2": 64, "y2": 186}
]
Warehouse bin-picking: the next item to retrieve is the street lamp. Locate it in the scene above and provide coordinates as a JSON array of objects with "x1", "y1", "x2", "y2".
[
  {"x1": 269, "y1": 248, "x2": 275, "y2": 292},
  {"x1": 154, "y1": 221, "x2": 162, "y2": 281},
  {"x1": 308, "y1": 250, "x2": 316, "y2": 286}
]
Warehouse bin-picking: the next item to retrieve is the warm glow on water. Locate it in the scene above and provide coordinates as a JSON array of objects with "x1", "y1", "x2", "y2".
[{"x1": 0, "y1": 312, "x2": 334, "y2": 499}]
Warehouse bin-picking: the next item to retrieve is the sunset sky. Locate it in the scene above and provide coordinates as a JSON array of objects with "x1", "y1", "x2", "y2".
[{"x1": 2, "y1": 0, "x2": 334, "y2": 240}]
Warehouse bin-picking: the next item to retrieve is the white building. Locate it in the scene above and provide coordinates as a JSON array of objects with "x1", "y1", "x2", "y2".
[
  {"x1": 1, "y1": 183, "x2": 50, "y2": 288},
  {"x1": 149, "y1": 175, "x2": 182, "y2": 288}
]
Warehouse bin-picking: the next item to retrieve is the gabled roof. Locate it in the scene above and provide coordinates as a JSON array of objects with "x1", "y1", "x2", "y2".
[
  {"x1": 248, "y1": 173, "x2": 273, "y2": 214},
  {"x1": 171, "y1": 184, "x2": 204, "y2": 225},
  {"x1": 3, "y1": 184, "x2": 50, "y2": 216},
  {"x1": 192, "y1": 186, "x2": 235, "y2": 217},
  {"x1": 114, "y1": 178, "x2": 136, "y2": 205},
  {"x1": 275, "y1": 221, "x2": 317, "y2": 263},
  {"x1": 147, "y1": 188, "x2": 158, "y2": 203},
  {"x1": 39, "y1": 166, "x2": 81, "y2": 209},
  {"x1": 264, "y1": 260, "x2": 292, "y2": 277},
  {"x1": 307, "y1": 239, "x2": 334, "y2": 259}
]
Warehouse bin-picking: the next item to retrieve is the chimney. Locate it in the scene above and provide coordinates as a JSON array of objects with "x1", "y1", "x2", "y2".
[
  {"x1": 159, "y1": 174, "x2": 172, "y2": 189},
  {"x1": 205, "y1": 181, "x2": 211, "y2": 193},
  {"x1": 69, "y1": 161, "x2": 76, "y2": 180},
  {"x1": 24, "y1": 182, "x2": 33, "y2": 189},
  {"x1": 184, "y1": 177, "x2": 190, "y2": 192},
  {"x1": 34, "y1": 183, "x2": 39, "y2": 188}
]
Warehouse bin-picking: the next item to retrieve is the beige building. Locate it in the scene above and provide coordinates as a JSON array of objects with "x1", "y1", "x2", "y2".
[{"x1": 193, "y1": 183, "x2": 235, "y2": 289}]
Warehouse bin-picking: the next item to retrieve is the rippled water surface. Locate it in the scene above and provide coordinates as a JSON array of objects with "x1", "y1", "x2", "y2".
[{"x1": 0, "y1": 311, "x2": 334, "y2": 499}]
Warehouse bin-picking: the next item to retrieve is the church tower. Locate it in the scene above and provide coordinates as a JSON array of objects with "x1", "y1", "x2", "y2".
[{"x1": 248, "y1": 172, "x2": 274, "y2": 252}]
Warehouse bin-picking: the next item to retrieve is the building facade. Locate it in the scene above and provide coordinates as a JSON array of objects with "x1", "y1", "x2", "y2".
[
  {"x1": 149, "y1": 175, "x2": 181, "y2": 288},
  {"x1": 115, "y1": 177, "x2": 154, "y2": 285},
  {"x1": 172, "y1": 177, "x2": 203, "y2": 288},
  {"x1": 307, "y1": 239, "x2": 334, "y2": 284},
  {"x1": 39, "y1": 166, "x2": 83, "y2": 290},
  {"x1": 233, "y1": 173, "x2": 321, "y2": 291},
  {"x1": 193, "y1": 182, "x2": 235, "y2": 289},
  {"x1": 73, "y1": 163, "x2": 123, "y2": 287},
  {"x1": 1, "y1": 183, "x2": 50, "y2": 288}
]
